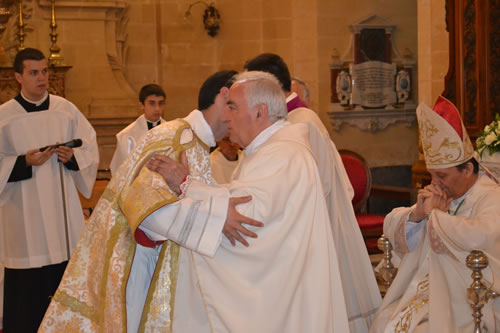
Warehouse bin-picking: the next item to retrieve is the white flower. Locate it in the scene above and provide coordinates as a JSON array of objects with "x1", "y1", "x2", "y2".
[
  {"x1": 484, "y1": 124, "x2": 491, "y2": 132},
  {"x1": 484, "y1": 132, "x2": 497, "y2": 145}
]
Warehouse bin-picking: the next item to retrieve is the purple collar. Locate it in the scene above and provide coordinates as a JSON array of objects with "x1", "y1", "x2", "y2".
[{"x1": 286, "y1": 95, "x2": 307, "y2": 113}]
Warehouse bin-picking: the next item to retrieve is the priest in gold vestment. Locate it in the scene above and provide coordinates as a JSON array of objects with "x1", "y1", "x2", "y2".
[
  {"x1": 370, "y1": 97, "x2": 500, "y2": 332},
  {"x1": 38, "y1": 70, "x2": 246, "y2": 332}
]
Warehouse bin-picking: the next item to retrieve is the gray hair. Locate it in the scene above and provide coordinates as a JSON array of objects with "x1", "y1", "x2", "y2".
[{"x1": 233, "y1": 71, "x2": 287, "y2": 123}]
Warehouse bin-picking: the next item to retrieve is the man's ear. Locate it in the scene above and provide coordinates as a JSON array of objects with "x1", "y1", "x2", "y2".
[
  {"x1": 219, "y1": 86, "x2": 229, "y2": 99},
  {"x1": 464, "y1": 160, "x2": 474, "y2": 176},
  {"x1": 256, "y1": 104, "x2": 268, "y2": 119},
  {"x1": 14, "y1": 72, "x2": 22, "y2": 85},
  {"x1": 138, "y1": 102, "x2": 145, "y2": 111}
]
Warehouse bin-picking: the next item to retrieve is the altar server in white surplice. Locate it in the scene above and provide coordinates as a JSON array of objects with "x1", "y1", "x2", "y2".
[
  {"x1": 245, "y1": 53, "x2": 381, "y2": 332},
  {"x1": 210, "y1": 136, "x2": 242, "y2": 184},
  {"x1": 142, "y1": 71, "x2": 350, "y2": 332},
  {"x1": 110, "y1": 84, "x2": 166, "y2": 175},
  {"x1": 0, "y1": 48, "x2": 99, "y2": 332},
  {"x1": 370, "y1": 96, "x2": 500, "y2": 333}
]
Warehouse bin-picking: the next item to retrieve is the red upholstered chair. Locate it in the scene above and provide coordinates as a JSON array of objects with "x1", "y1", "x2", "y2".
[{"x1": 339, "y1": 150, "x2": 385, "y2": 253}]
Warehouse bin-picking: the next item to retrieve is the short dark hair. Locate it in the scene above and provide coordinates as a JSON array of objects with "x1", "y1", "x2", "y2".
[
  {"x1": 13, "y1": 48, "x2": 46, "y2": 74},
  {"x1": 456, "y1": 157, "x2": 479, "y2": 174},
  {"x1": 198, "y1": 70, "x2": 237, "y2": 111},
  {"x1": 243, "y1": 53, "x2": 291, "y2": 92},
  {"x1": 139, "y1": 84, "x2": 166, "y2": 104}
]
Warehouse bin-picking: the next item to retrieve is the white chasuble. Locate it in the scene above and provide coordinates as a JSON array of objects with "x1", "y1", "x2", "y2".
[
  {"x1": 0, "y1": 95, "x2": 99, "y2": 269},
  {"x1": 370, "y1": 174, "x2": 500, "y2": 333},
  {"x1": 287, "y1": 105, "x2": 382, "y2": 332},
  {"x1": 142, "y1": 121, "x2": 350, "y2": 332}
]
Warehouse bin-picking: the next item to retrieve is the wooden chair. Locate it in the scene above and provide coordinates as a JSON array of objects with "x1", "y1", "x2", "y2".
[{"x1": 339, "y1": 149, "x2": 385, "y2": 253}]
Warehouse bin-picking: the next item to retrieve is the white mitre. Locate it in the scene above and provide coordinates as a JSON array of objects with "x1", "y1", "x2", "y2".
[{"x1": 416, "y1": 96, "x2": 475, "y2": 169}]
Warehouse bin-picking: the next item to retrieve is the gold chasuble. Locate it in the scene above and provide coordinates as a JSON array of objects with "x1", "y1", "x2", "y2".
[{"x1": 40, "y1": 119, "x2": 210, "y2": 333}]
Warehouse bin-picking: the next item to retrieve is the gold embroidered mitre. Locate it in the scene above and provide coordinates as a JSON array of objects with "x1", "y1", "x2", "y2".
[{"x1": 417, "y1": 96, "x2": 474, "y2": 169}]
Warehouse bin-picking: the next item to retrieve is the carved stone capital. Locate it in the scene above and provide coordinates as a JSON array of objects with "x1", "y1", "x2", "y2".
[{"x1": 328, "y1": 105, "x2": 417, "y2": 133}]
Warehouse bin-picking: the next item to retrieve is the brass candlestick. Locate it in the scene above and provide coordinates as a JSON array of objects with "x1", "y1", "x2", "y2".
[
  {"x1": 17, "y1": 0, "x2": 24, "y2": 51},
  {"x1": 48, "y1": 0, "x2": 63, "y2": 66}
]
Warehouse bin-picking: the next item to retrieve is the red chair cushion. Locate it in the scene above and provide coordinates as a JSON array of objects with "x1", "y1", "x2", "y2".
[
  {"x1": 355, "y1": 213, "x2": 384, "y2": 231},
  {"x1": 364, "y1": 237, "x2": 380, "y2": 249},
  {"x1": 340, "y1": 154, "x2": 368, "y2": 205}
]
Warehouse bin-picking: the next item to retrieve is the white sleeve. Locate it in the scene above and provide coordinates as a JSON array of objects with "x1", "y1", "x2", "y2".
[
  {"x1": 405, "y1": 219, "x2": 427, "y2": 251},
  {"x1": 140, "y1": 180, "x2": 230, "y2": 257},
  {"x1": 71, "y1": 109, "x2": 99, "y2": 198}
]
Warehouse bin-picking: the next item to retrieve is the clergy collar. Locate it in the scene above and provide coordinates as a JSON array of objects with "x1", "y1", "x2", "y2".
[
  {"x1": 244, "y1": 119, "x2": 288, "y2": 156},
  {"x1": 285, "y1": 92, "x2": 308, "y2": 113},
  {"x1": 286, "y1": 92, "x2": 298, "y2": 103},
  {"x1": 15, "y1": 91, "x2": 50, "y2": 112},
  {"x1": 184, "y1": 109, "x2": 216, "y2": 147},
  {"x1": 146, "y1": 119, "x2": 161, "y2": 130}
]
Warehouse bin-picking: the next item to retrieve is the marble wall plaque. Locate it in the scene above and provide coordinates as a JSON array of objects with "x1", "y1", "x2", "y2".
[{"x1": 350, "y1": 61, "x2": 397, "y2": 108}]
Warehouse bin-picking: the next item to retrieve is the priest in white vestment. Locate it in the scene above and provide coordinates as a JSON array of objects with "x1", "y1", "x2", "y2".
[
  {"x1": 141, "y1": 71, "x2": 350, "y2": 332},
  {"x1": 210, "y1": 136, "x2": 242, "y2": 184},
  {"x1": 370, "y1": 96, "x2": 500, "y2": 332},
  {"x1": 244, "y1": 53, "x2": 381, "y2": 332},
  {"x1": 110, "y1": 84, "x2": 166, "y2": 175},
  {"x1": 0, "y1": 48, "x2": 99, "y2": 332}
]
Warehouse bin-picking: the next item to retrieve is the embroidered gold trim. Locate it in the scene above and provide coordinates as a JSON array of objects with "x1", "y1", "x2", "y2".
[
  {"x1": 101, "y1": 188, "x2": 115, "y2": 202},
  {"x1": 122, "y1": 235, "x2": 137, "y2": 332},
  {"x1": 52, "y1": 290, "x2": 98, "y2": 322},
  {"x1": 169, "y1": 243, "x2": 181, "y2": 328},
  {"x1": 138, "y1": 242, "x2": 169, "y2": 333},
  {"x1": 99, "y1": 213, "x2": 129, "y2": 329},
  {"x1": 393, "y1": 277, "x2": 429, "y2": 332}
]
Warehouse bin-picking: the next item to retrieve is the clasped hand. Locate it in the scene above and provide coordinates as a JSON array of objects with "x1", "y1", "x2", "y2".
[
  {"x1": 409, "y1": 184, "x2": 453, "y2": 222},
  {"x1": 25, "y1": 142, "x2": 74, "y2": 166},
  {"x1": 146, "y1": 152, "x2": 264, "y2": 247}
]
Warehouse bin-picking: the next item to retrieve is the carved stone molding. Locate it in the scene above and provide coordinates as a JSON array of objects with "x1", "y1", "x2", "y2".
[
  {"x1": 328, "y1": 106, "x2": 416, "y2": 133},
  {"x1": 0, "y1": 65, "x2": 70, "y2": 104}
]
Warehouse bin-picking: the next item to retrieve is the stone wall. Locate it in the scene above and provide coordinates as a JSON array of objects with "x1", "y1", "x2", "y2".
[{"x1": 0, "y1": 0, "x2": 446, "y2": 172}]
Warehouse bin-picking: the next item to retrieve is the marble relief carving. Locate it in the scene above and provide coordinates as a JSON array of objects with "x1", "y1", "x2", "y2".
[{"x1": 329, "y1": 15, "x2": 416, "y2": 132}]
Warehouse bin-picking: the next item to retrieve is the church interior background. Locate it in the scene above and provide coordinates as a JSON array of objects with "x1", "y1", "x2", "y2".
[{"x1": 0, "y1": 0, "x2": 456, "y2": 214}]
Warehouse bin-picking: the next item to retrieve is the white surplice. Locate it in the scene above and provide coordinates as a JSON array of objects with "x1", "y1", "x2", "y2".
[
  {"x1": 370, "y1": 174, "x2": 500, "y2": 333},
  {"x1": 141, "y1": 120, "x2": 350, "y2": 332},
  {"x1": 0, "y1": 94, "x2": 99, "y2": 269},
  {"x1": 209, "y1": 147, "x2": 242, "y2": 184},
  {"x1": 286, "y1": 93, "x2": 382, "y2": 332},
  {"x1": 110, "y1": 114, "x2": 165, "y2": 175}
]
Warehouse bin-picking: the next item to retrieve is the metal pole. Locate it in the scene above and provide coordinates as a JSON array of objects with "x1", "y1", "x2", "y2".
[{"x1": 59, "y1": 163, "x2": 70, "y2": 260}]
